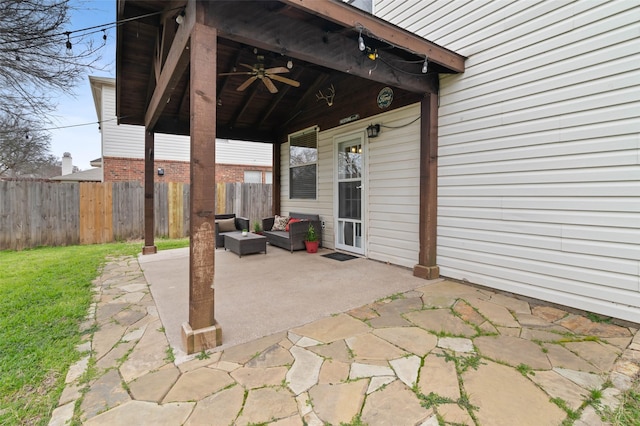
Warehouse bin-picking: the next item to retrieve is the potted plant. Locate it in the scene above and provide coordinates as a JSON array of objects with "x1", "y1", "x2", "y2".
[
  {"x1": 304, "y1": 224, "x2": 319, "y2": 253},
  {"x1": 241, "y1": 228, "x2": 248, "y2": 236},
  {"x1": 253, "y1": 221, "x2": 263, "y2": 235}
]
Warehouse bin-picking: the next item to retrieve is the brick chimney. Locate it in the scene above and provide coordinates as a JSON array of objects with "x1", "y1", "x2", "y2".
[{"x1": 62, "y1": 152, "x2": 73, "y2": 175}]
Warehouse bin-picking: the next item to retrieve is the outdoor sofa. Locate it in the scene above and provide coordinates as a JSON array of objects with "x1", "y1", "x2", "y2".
[
  {"x1": 215, "y1": 213, "x2": 250, "y2": 248},
  {"x1": 262, "y1": 212, "x2": 322, "y2": 252}
]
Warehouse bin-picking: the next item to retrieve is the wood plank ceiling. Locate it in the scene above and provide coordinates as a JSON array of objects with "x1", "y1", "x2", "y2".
[{"x1": 116, "y1": 0, "x2": 465, "y2": 143}]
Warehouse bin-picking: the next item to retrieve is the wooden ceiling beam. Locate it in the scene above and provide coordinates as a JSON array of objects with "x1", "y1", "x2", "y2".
[
  {"x1": 207, "y1": 2, "x2": 438, "y2": 94},
  {"x1": 279, "y1": 0, "x2": 465, "y2": 73},
  {"x1": 144, "y1": 1, "x2": 194, "y2": 130}
]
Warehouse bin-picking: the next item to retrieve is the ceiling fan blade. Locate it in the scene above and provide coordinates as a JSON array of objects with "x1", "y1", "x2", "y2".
[
  {"x1": 239, "y1": 63, "x2": 255, "y2": 71},
  {"x1": 237, "y1": 76, "x2": 257, "y2": 91},
  {"x1": 218, "y1": 72, "x2": 253, "y2": 76},
  {"x1": 262, "y1": 77, "x2": 278, "y2": 93},
  {"x1": 268, "y1": 74, "x2": 301, "y2": 87},
  {"x1": 264, "y1": 66, "x2": 289, "y2": 74}
]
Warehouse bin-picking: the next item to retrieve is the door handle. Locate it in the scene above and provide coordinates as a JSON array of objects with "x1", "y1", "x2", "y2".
[{"x1": 356, "y1": 185, "x2": 362, "y2": 189}]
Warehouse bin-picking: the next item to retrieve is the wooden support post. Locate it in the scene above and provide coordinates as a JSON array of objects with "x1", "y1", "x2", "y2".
[
  {"x1": 181, "y1": 6, "x2": 221, "y2": 354},
  {"x1": 413, "y1": 93, "x2": 440, "y2": 280},
  {"x1": 142, "y1": 130, "x2": 157, "y2": 255},
  {"x1": 272, "y1": 142, "x2": 281, "y2": 215}
]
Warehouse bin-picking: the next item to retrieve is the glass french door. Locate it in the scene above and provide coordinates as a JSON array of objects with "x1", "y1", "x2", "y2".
[{"x1": 336, "y1": 135, "x2": 364, "y2": 254}]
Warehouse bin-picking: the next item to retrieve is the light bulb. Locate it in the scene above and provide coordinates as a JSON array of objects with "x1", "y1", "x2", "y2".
[
  {"x1": 422, "y1": 58, "x2": 428, "y2": 74},
  {"x1": 358, "y1": 35, "x2": 366, "y2": 51}
]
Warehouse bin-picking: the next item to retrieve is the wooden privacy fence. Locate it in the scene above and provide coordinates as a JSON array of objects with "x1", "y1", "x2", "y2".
[{"x1": 0, "y1": 181, "x2": 272, "y2": 250}]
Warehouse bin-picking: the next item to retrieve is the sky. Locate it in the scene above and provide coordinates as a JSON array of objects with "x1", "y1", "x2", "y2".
[{"x1": 48, "y1": 0, "x2": 116, "y2": 170}]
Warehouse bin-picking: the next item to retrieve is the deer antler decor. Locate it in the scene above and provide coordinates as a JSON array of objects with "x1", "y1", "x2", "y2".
[{"x1": 316, "y1": 84, "x2": 336, "y2": 106}]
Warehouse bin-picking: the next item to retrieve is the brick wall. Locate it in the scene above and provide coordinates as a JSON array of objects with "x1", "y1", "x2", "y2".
[
  {"x1": 103, "y1": 157, "x2": 271, "y2": 183},
  {"x1": 216, "y1": 165, "x2": 272, "y2": 183}
]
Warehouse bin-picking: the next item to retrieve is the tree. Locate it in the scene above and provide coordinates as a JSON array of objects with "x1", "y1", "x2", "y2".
[
  {"x1": 0, "y1": 113, "x2": 59, "y2": 178},
  {"x1": 0, "y1": 0, "x2": 105, "y2": 120}
]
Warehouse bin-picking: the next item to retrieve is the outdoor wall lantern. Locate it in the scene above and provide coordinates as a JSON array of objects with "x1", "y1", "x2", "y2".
[
  {"x1": 367, "y1": 124, "x2": 380, "y2": 138},
  {"x1": 157, "y1": 168, "x2": 164, "y2": 176}
]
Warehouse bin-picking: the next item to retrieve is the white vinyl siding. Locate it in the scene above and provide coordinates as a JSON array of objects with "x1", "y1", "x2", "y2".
[
  {"x1": 280, "y1": 104, "x2": 421, "y2": 268},
  {"x1": 376, "y1": 0, "x2": 640, "y2": 321},
  {"x1": 367, "y1": 105, "x2": 420, "y2": 268},
  {"x1": 101, "y1": 85, "x2": 190, "y2": 161},
  {"x1": 98, "y1": 81, "x2": 271, "y2": 165}
]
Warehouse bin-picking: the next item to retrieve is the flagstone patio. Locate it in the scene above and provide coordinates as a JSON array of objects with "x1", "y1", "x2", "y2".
[{"x1": 49, "y1": 248, "x2": 640, "y2": 426}]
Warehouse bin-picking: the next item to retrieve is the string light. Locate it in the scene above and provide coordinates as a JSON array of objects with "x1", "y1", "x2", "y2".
[
  {"x1": 0, "y1": 7, "x2": 183, "y2": 51},
  {"x1": 358, "y1": 28, "x2": 366, "y2": 52},
  {"x1": 175, "y1": 10, "x2": 185, "y2": 25},
  {"x1": 65, "y1": 32, "x2": 72, "y2": 52},
  {"x1": 354, "y1": 23, "x2": 438, "y2": 76}
]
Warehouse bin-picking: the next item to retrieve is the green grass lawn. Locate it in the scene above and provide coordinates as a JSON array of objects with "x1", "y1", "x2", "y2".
[{"x1": 0, "y1": 238, "x2": 189, "y2": 425}]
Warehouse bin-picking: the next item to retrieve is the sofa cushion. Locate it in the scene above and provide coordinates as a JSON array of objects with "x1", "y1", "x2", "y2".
[
  {"x1": 271, "y1": 214, "x2": 290, "y2": 231},
  {"x1": 216, "y1": 217, "x2": 236, "y2": 232},
  {"x1": 285, "y1": 217, "x2": 304, "y2": 231}
]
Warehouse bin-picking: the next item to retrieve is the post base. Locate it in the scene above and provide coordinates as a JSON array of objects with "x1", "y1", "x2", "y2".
[
  {"x1": 181, "y1": 321, "x2": 222, "y2": 354},
  {"x1": 142, "y1": 245, "x2": 157, "y2": 255},
  {"x1": 413, "y1": 264, "x2": 440, "y2": 280}
]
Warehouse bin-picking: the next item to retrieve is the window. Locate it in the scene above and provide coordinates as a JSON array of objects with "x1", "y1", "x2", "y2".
[
  {"x1": 244, "y1": 170, "x2": 262, "y2": 183},
  {"x1": 289, "y1": 127, "x2": 318, "y2": 199},
  {"x1": 265, "y1": 171, "x2": 273, "y2": 184}
]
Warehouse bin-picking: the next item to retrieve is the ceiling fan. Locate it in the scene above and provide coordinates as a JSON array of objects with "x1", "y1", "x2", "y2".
[{"x1": 219, "y1": 55, "x2": 300, "y2": 93}]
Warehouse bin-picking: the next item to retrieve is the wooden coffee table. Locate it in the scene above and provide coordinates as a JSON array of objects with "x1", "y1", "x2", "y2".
[{"x1": 224, "y1": 232, "x2": 267, "y2": 257}]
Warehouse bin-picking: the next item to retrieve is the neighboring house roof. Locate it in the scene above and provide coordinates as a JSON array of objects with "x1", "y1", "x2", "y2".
[{"x1": 50, "y1": 167, "x2": 102, "y2": 182}]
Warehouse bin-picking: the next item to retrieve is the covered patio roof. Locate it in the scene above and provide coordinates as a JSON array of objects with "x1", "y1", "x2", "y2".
[
  {"x1": 116, "y1": 0, "x2": 465, "y2": 142},
  {"x1": 116, "y1": 0, "x2": 465, "y2": 353}
]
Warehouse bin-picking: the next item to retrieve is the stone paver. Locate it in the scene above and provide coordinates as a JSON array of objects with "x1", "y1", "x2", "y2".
[
  {"x1": 373, "y1": 327, "x2": 438, "y2": 356},
  {"x1": 346, "y1": 333, "x2": 407, "y2": 360},
  {"x1": 80, "y1": 369, "x2": 131, "y2": 420},
  {"x1": 231, "y1": 366, "x2": 288, "y2": 389},
  {"x1": 318, "y1": 360, "x2": 350, "y2": 384},
  {"x1": 83, "y1": 401, "x2": 194, "y2": 425},
  {"x1": 309, "y1": 381, "x2": 367, "y2": 425},
  {"x1": 291, "y1": 313, "x2": 370, "y2": 343},
  {"x1": 528, "y1": 370, "x2": 589, "y2": 410},
  {"x1": 543, "y1": 343, "x2": 598, "y2": 372},
  {"x1": 184, "y1": 385, "x2": 244, "y2": 426},
  {"x1": 390, "y1": 355, "x2": 421, "y2": 388},
  {"x1": 361, "y1": 380, "x2": 432, "y2": 425},
  {"x1": 286, "y1": 346, "x2": 323, "y2": 395},
  {"x1": 405, "y1": 309, "x2": 476, "y2": 337},
  {"x1": 236, "y1": 387, "x2": 298, "y2": 426},
  {"x1": 438, "y1": 336, "x2": 474, "y2": 353},
  {"x1": 463, "y1": 360, "x2": 566, "y2": 426},
  {"x1": 418, "y1": 350, "x2": 460, "y2": 400},
  {"x1": 437, "y1": 404, "x2": 475, "y2": 426},
  {"x1": 468, "y1": 297, "x2": 520, "y2": 328},
  {"x1": 128, "y1": 365, "x2": 180, "y2": 402},
  {"x1": 49, "y1": 256, "x2": 640, "y2": 426},
  {"x1": 163, "y1": 367, "x2": 234, "y2": 402},
  {"x1": 474, "y1": 335, "x2": 551, "y2": 370},
  {"x1": 563, "y1": 340, "x2": 621, "y2": 371}
]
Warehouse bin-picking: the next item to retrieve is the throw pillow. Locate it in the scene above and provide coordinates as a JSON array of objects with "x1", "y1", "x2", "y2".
[
  {"x1": 271, "y1": 214, "x2": 289, "y2": 231},
  {"x1": 216, "y1": 218, "x2": 236, "y2": 233},
  {"x1": 285, "y1": 217, "x2": 303, "y2": 231}
]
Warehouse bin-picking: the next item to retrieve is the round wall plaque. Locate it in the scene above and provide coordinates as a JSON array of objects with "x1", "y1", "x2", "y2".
[{"x1": 377, "y1": 87, "x2": 393, "y2": 109}]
